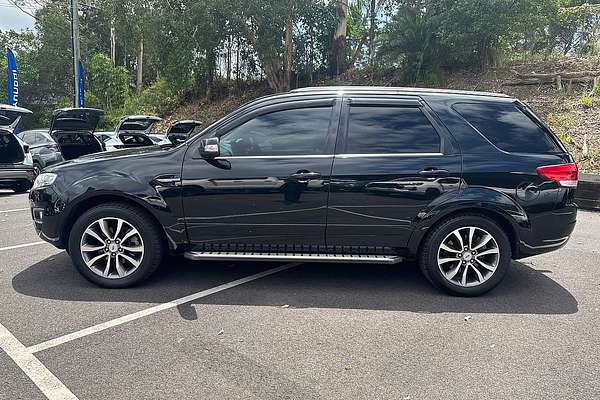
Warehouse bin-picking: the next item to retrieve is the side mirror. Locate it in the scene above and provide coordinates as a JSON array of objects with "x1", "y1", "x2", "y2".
[
  {"x1": 200, "y1": 137, "x2": 220, "y2": 158},
  {"x1": 23, "y1": 144, "x2": 30, "y2": 153}
]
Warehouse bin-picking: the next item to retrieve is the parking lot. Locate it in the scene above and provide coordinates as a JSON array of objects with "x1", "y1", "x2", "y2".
[{"x1": 0, "y1": 190, "x2": 598, "y2": 399}]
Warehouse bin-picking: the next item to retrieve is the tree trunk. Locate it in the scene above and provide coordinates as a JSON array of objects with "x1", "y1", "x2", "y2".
[
  {"x1": 368, "y1": 0, "x2": 376, "y2": 66},
  {"x1": 284, "y1": 15, "x2": 293, "y2": 91},
  {"x1": 110, "y1": 18, "x2": 116, "y2": 67},
  {"x1": 333, "y1": 0, "x2": 348, "y2": 76},
  {"x1": 226, "y1": 35, "x2": 232, "y2": 85},
  {"x1": 239, "y1": 19, "x2": 286, "y2": 92},
  {"x1": 236, "y1": 35, "x2": 241, "y2": 91},
  {"x1": 206, "y1": 48, "x2": 215, "y2": 98},
  {"x1": 136, "y1": 38, "x2": 143, "y2": 93}
]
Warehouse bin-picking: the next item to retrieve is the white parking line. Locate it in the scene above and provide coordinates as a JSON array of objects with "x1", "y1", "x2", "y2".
[
  {"x1": 0, "y1": 207, "x2": 30, "y2": 213},
  {"x1": 28, "y1": 262, "x2": 300, "y2": 354},
  {"x1": 0, "y1": 322, "x2": 79, "y2": 400},
  {"x1": 0, "y1": 241, "x2": 47, "y2": 252}
]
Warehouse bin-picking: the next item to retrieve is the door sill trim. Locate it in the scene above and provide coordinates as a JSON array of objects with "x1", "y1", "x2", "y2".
[{"x1": 183, "y1": 251, "x2": 402, "y2": 264}]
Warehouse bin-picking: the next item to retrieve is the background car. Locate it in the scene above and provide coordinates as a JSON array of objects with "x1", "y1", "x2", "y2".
[
  {"x1": 165, "y1": 120, "x2": 202, "y2": 145},
  {"x1": 102, "y1": 115, "x2": 160, "y2": 151},
  {"x1": 147, "y1": 135, "x2": 171, "y2": 146},
  {"x1": 0, "y1": 104, "x2": 35, "y2": 193},
  {"x1": 95, "y1": 130, "x2": 156, "y2": 151},
  {"x1": 50, "y1": 108, "x2": 105, "y2": 160},
  {"x1": 18, "y1": 129, "x2": 64, "y2": 176}
]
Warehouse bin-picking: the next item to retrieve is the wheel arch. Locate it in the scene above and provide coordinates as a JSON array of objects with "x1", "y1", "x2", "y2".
[
  {"x1": 60, "y1": 193, "x2": 174, "y2": 252},
  {"x1": 409, "y1": 202, "x2": 526, "y2": 259}
]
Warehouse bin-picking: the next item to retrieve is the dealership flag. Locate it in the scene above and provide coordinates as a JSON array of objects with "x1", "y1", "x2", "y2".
[
  {"x1": 77, "y1": 61, "x2": 85, "y2": 107},
  {"x1": 6, "y1": 49, "x2": 18, "y2": 106}
]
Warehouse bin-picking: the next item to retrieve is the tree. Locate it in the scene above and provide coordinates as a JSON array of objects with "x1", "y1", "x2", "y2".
[{"x1": 332, "y1": 0, "x2": 348, "y2": 75}]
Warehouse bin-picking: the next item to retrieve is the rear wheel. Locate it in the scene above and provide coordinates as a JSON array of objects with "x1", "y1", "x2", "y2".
[
  {"x1": 68, "y1": 202, "x2": 164, "y2": 288},
  {"x1": 419, "y1": 214, "x2": 511, "y2": 296}
]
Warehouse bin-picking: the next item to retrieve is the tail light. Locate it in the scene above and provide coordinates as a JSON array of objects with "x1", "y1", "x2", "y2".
[{"x1": 536, "y1": 163, "x2": 578, "y2": 188}]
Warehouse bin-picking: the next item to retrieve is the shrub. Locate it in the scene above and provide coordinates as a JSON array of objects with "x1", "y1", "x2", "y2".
[
  {"x1": 593, "y1": 81, "x2": 600, "y2": 96},
  {"x1": 581, "y1": 94, "x2": 595, "y2": 108}
]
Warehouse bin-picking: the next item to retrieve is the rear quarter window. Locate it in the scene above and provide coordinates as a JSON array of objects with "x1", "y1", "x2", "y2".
[{"x1": 453, "y1": 102, "x2": 561, "y2": 153}]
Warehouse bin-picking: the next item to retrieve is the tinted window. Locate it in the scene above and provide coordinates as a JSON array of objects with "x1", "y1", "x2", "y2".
[
  {"x1": 454, "y1": 102, "x2": 561, "y2": 153},
  {"x1": 345, "y1": 106, "x2": 440, "y2": 154},
  {"x1": 220, "y1": 107, "x2": 332, "y2": 156}
]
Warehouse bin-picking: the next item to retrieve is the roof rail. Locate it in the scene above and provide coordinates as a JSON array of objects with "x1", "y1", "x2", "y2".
[{"x1": 290, "y1": 86, "x2": 509, "y2": 98}]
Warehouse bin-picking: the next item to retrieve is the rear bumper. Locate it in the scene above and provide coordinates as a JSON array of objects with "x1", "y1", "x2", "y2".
[
  {"x1": 515, "y1": 205, "x2": 577, "y2": 258},
  {"x1": 0, "y1": 167, "x2": 35, "y2": 187}
]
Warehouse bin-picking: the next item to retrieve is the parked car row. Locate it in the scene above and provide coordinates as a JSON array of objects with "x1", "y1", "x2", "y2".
[
  {"x1": 0, "y1": 104, "x2": 201, "y2": 193},
  {"x1": 95, "y1": 116, "x2": 201, "y2": 151}
]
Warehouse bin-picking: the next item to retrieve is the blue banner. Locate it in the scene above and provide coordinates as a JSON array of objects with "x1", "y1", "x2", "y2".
[
  {"x1": 6, "y1": 49, "x2": 18, "y2": 106},
  {"x1": 77, "y1": 61, "x2": 85, "y2": 107}
]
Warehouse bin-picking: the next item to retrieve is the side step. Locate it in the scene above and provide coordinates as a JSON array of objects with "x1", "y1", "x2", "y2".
[{"x1": 183, "y1": 251, "x2": 403, "y2": 264}]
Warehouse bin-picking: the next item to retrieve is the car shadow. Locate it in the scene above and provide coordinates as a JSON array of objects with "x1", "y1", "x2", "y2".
[{"x1": 12, "y1": 252, "x2": 578, "y2": 316}]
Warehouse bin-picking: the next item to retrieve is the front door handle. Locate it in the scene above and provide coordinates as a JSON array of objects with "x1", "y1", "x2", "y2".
[
  {"x1": 418, "y1": 168, "x2": 449, "y2": 177},
  {"x1": 290, "y1": 171, "x2": 321, "y2": 181}
]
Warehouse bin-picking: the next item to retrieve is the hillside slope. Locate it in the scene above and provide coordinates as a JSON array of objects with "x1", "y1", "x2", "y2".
[{"x1": 169, "y1": 58, "x2": 600, "y2": 173}]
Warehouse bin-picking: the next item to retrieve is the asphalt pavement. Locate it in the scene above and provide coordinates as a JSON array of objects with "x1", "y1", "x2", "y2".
[{"x1": 0, "y1": 189, "x2": 599, "y2": 400}]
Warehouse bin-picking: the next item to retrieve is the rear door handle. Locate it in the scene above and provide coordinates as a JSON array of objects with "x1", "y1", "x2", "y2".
[{"x1": 418, "y1": 168, "x2": 449, "y2": 177}]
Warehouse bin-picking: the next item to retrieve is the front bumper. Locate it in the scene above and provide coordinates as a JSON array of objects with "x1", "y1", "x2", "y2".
[{"x1": 30, "y1": 185, "x2": 67, "y2": 249}]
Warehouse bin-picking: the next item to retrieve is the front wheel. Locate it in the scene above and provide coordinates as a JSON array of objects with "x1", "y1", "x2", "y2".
[
  {"x1": 68, "y1": 202, "x2": 164, "y2": 288},
  {"x1": 419, "y1": 214, "x2": 511, "y2": 296}
]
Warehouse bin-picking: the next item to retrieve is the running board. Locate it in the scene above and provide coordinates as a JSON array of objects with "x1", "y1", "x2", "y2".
[{"x1": 183, "y1": 251, "x2": 402, "y2": 264}]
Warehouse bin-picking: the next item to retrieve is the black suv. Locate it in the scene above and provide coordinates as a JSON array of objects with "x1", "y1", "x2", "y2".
[{"x1": 29, "y1": 87, "x2": 578, "y2": 296}]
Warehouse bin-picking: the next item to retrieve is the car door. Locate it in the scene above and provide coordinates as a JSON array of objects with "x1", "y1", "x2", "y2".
[
  {"x1": 181, "y1": 98, "x2": 340, "y2": 251},
  {"x1": 326, "y1": 96, "x2": 462, "y2": 251}
]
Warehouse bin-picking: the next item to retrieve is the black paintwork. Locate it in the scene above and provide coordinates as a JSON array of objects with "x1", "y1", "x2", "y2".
[{"x1": 30, "y1": 88, "x2": 577, "y2": 260}]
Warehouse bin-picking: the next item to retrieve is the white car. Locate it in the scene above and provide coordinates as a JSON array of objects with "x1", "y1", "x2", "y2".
[
  {"x1": 165, "y1": 120, "x2": 202, "y2": 145},
  {"x1": 96, "y1": 115, "x2": 161, "y2": 151},
  {"x1": 0, "y1": 104, "x2": 35, "y2": 192}
]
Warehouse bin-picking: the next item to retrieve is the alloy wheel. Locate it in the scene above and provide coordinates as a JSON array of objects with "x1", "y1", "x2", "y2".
[
  {"x1": 80, "y1": 217, "x2": 144, "y2": 279},
  {"x1": 436, "y1": 226, "x2": 500, "y2": 287}
]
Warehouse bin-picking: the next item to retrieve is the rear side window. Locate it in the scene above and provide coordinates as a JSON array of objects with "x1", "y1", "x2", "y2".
[
  {"x1": 345, "y1": 106, "x2": 440, "y2": 154},
  {"x1": 453, "y1": 102, "x2": 561, "y2": 153}
]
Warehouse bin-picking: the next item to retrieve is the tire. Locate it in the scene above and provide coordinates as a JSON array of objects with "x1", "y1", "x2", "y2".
[
  {"x1": 11, "y1": 182, "x2": 30, "y2": 193},
  {"x1": 68, "y1": 202, "x2": 164, "y2": 288},
  {"x1": 419, "y1": 213, "x2": 511, "y2": 296}
]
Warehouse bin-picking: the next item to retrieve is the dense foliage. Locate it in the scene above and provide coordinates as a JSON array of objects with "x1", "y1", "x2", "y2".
[{"x1": 2, "y1": 0, "x2": 600, "y2": 128}]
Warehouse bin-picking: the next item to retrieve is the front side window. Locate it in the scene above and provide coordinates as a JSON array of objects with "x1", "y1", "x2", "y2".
[
  {"x1": 219, "y1": 107, "x2": 332, "y2": 156},
  {"x1": 345, "y1": 106, "x2": 441, "y2": 154}
]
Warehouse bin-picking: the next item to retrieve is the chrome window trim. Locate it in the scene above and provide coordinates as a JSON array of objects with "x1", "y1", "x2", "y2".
[
  {"x1": 214, "y1": 153, "x2": 443, "y2": 159},
  {"x1": 214, "y1": 155, "x2": 334, "y2": 160},
  {"x1": 336, "y1": 153, "x2": 443, "y2": 158}
]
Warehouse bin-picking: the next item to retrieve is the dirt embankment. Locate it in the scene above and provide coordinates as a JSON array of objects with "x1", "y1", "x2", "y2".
[{"x1": 168, "y1": 57, "x2": 600, "y2": 173}]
